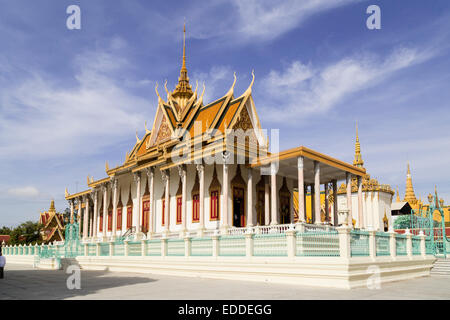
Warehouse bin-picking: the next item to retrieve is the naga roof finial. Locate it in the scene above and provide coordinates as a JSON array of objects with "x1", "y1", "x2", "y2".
[{"x1": 243, "y1": 70, "x2": 255, "y2": 96}]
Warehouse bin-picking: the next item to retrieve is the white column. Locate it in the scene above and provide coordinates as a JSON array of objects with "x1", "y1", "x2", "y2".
[
  {"x1": 197, "y1": 164, "x2": 205, "y2": 234},
  {"x1": 162, "y1": 170, "x2": 170, "y2": 233},
  {"x1": 247, "y1": 168, "x2": 253, "y2": 227},
  {"x1": 324, "y1": 183, "x2": 329, "y2": 223},
  {"x1": 133, "y1": 172, "x2": 141, "y2": 233},
  {"x1": 111, "y1": 178, "x2": 118, "y2": 238},
  {"x1": 92, "y1": 190, "x2": 98, "y2": 238},
  {"x1": 332, "y1": 180, "x2": 338, "y2": 226},
  {"x1": 264, "y1": 177, "x2": 270, "y2": 225},
  {"x1": 270, "y1": 162, "x2": 278, "y2": 225},
  {"x1": 346, "y1": 173, "x2": 353, "y2": 227},
  {"x1": 179, "y1": 165, "x2": 187, "y2": 234},
  {"x1": 358, "y1": 176, "x2": 364, "y2": 229},
  {"x1": 83, "y1": 195, "x2": 89, "y2": 239},
  {"x1": 70, "y1": 200, "x2": 74, "y2": 223},
  {"x1": 314, "y1": 161, "x2": 321, "y2": 224},
  {"x1": 222, "y1": 162, "x2": 229, "y2": 231},
  {"x1": 297, "y1": 157, "x2": 305, "y2": 223},
  {"x1": 102, "y1": 185, "x2": 108, "y2": 240},
  {"x1": 147, "y1": 168, "x2": 155, "y2": 235}
]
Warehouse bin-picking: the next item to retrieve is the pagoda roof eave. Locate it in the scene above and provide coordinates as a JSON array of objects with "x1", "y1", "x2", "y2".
[{"x1": 65, "y1": 189, "x2": 92, "y2": 200}]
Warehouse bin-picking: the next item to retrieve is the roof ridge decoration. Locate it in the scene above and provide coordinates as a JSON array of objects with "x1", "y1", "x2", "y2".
[
  {"x1": 404, "y1": 162, "x2": 418, "y2": 204},
  {"x1": 353, "y1": 121, "x2": 364, "y2": 168}
]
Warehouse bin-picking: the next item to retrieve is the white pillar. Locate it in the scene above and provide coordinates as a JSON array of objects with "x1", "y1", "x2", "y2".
[
  {"x1": 264, "y1": 176, "x2": 270, "y2": 225},
  {"x1": 70, "y1": 200, "x2": 74, "y2": 223},
  {"x1": 102, "y1": 185, "x2": 108, "y2": 240},
  {"x1": 270, "y1": 162, "x2": 278, "y2": 225},
  {"x1": 133, "y1": 172, "x2": 141, "y2": 233},
  {"x1": 83, "y1": 195, "x2": 89, "y2": 239},
  {"x1": 358, "y1": 176, "x2": 363, "y2": 229},
  {"x1": 222, "y1": 163, "x2": 229, "y2": 231},
  {"x1": 297, "y1": 157, "x2": 305, "y2": 223},
  {"x1": 92, "y1": 190, "x2": 98, "y2": 238},
  {"x1": 162, "y1": 170, "x2": 170, "y2": 233},
  {"x1": 147, "y1": 168, "x2": 155, "y2": 236},
  {"x1": 197, "y1": 164, "x2": 205, "y2": 235},
  {"x1": 314, "y1": 161, "x2": 321, "y2": 224},
  {"x1": 346, "y1": 173, "x2": 353, "y2": 227},
  {"x1": 179, "y1": 165, "x2": 187, "y2": 234},
  {"x1": 112, "y1": 178, "x2": 118, "y2": 238},
  {"x1": 324, "y1": 183, "x2": 329, "y2": 223},
  {"x1": 78, "y1": 199, "x2": 82, "y2": 227},
  {"x1": 247, "y1": 168, "x2": 253, "y2": 227},
  {"x1": 332, "y1": 180, "x2": 338, "y2": 226}
]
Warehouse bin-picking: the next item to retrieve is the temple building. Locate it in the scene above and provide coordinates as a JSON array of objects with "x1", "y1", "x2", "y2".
[
  {"x1": 39, "y1": 200, "x2": 66, "y2": 243},
  {"x1": 65, "y1": 26, "x2": 367, "y2": 241},
  {"x1": 395, "y1": 164, "x2": 450, "y2": 226},
  {"x1": 335, "y1": 124, "x2": 394, "y2": 231}
]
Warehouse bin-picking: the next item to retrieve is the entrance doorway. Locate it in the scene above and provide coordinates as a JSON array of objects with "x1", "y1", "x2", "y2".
[{"x1": 233, "y1": 187, "x2": 245, "y2": 227}]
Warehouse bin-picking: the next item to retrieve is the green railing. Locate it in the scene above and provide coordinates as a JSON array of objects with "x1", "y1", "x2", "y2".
[
  {"x1": 412, "y1": 237, "x2": 421, "y2": 255},
  {"x1": 128, "y1": 241, "x2": 141, "y2": 256},
  {"x1": 146, "y1": 239, "x2": 161, "y2": 256},
  {"x1": 219, "y1": 235, "x2": 246, "y2": 256},
  {"x1": 99, "y1": 243, "x2": 109, "y2": 256},
  {"x1": 113, "y1": 242, "x2": 125, "y2": 256},
  {"x1": 376, "y1": 232, "x2": 390, "y2": 256},
  {"x1": 253, "y1": 233, "x2": 287, "y2": 257},
  {"x1": 296, "y1": 231, "x2": 340, "y2": 257},
  {"x1": 191, "y1": 237, "x2": 213, "y2": 256},
  {"x1": 396, "y1": 235, "x2": 407, "y2": 256},
  {"x1": 350, "y1": 230, "x2": 370, "y2": 257},
  {"x1": 167, "y1": 239, "x2": 185, "y2": 256},
  {"x1": 87, "y1": 244, "x2": 96, "y2": 256}
]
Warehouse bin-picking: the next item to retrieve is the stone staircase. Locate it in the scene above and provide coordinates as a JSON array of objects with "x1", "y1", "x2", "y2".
[{"x1": 431, "y1": 258, "x2": 450, "y2": 276}]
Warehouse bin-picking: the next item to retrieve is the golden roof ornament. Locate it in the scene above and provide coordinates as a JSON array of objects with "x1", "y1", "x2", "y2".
[
  {"x1": 353, "y1": 121, "x2": 364, "y2": 168},
  {"x1": 172, "y1": 23, "x2": 194, "y2": 109},
  {"x1": 49, "y1": 199, "x2": 56, "y2": 213},
  {"x1": 404, "y1": 162, "x2": 417, "y2": 204}
]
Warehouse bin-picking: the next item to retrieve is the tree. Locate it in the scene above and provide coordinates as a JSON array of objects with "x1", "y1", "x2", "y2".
[
  {"x1": 393, "y1": 215, "x2": 411, "y2": 230},
  {"x1": 8, "y1": 221, "x2": 43, "y2": 245}
]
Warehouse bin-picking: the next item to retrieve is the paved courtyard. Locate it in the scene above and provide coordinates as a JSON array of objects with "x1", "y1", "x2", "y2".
[{"x1": 1, "y1": 263, "x2": 450, "y2": 300}]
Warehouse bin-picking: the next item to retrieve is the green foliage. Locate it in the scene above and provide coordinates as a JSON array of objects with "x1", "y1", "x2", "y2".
[
  {"x1": 2, "y1": 221, "x2": 43, "y2": 245},
  {"x1": 394, "y1": 215, "x2": 411, "y2": 230}
]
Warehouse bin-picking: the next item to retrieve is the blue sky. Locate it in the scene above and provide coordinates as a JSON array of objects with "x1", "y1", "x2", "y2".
[{"x1": 1, "y1": 0, "x2": 450, "y2": 227}]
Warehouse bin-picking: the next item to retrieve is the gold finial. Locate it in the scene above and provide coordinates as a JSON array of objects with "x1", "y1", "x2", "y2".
[
  {"x1": 172, "y1": 23, "x2": 193, "y2": 106},
  {"x1": 404, "y1": 162, "x2": 417, "y2": 204},
  {"x1": 105, "y1": 161, "x2": 110, "y2": 172},
  {"x1": 226, "y1": 72, "x2": 237, "y2": 96},
  {"x1": 145, "y1": 121, "x2": 150, "y2": 134},
  {"x1": 49, "y1": 199, "x2": 56, "y2": 212},
  {"x1": 195, "y1": 82, "x2": 206, "y2": 107},
  {"x1": 164, "y1": 79, "x2": 171, "y2": 100},
  {"x1": 353, "y1": 121, "x2": 364, "y2": 168},
  {"x1": 396, "y1": 187, "x2": 400, "y2": 202},
  {"x1": 136, "y1": 130, "x2": 141, "y2": 144},
  {"x1": 243, "y1": 70, "x2": 255, "y2": 96}
]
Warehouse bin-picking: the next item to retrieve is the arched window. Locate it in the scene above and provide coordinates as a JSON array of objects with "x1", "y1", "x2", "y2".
[{"x1": 209, "y1": 165, "x2": 221, "y2": 221}]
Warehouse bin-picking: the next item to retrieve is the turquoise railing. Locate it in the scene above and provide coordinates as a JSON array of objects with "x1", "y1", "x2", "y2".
[
  {"x1": 87, "y1": 243, "x2": 97, "y2": 256},
  {"x1": 412, "y1": 237, "x2": 421, "y2": 255},
  {"x1": 146, "y1": 239, "x2": 161, "y2": 256},
  {"x1": 296, "y1": 231, "x2": 340, "y2": 257},
  {"x1": 191, "y1": 237, "x2": 213, "y2": 256},
  {"x1": 253, "y1": 233, "x2": 287, "y2": 257},
  {"x1": 99, "y1": 243, "x2": 109, "y2": 256},
  {"x1": 395, "y1": 235, "x2": 407, "y2": 256},
  {"x1": 375, "y1": 232, "x2": 390, "y2": 256},
  {"x1": 128, "y1": 241, "x2": 141, "y2": 256},
  {"x1": 218, "y1": 235, "x2": 246, "y2": 256},
  {"x1": 167, "y1": 239, "x2": 185, "y2": 256},
  {"x1": 350, "y1": 230, "x2": 370, "y2": 257}
]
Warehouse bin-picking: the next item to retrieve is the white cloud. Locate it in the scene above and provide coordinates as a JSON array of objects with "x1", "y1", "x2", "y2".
[
  {"x1": 192, "y1": 66, "x2": 234, "y2": 103},
  {"x1": 7, "y1": 186, "x2": 40, "y2": 198},
  {"x1": 258, "y1": 47, "x2": 432, "y2": 123},
  {"x1": 0, "y1": 40, "x2": 154, "y2": 161},
  {"x1": 232, "y1": 0, "x2": 360, "y2": 41}
]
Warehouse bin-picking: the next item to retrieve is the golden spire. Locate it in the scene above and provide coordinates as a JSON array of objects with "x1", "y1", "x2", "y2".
[
  {"x1": 396, "y1": 187, "x2": 400, "y2": 202},
  {"x1": 172, "y1": 23, "x2": 193, "y2": 108},
  {"x1": 404, "y1": 162, "x2": 417, "y2": 204},
  {"x1": 49, "y1": 199, "x2": 56, "y2": 213},
  {"x1": 353, "y1": 121, "x2": 364, "y2": 168}
]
